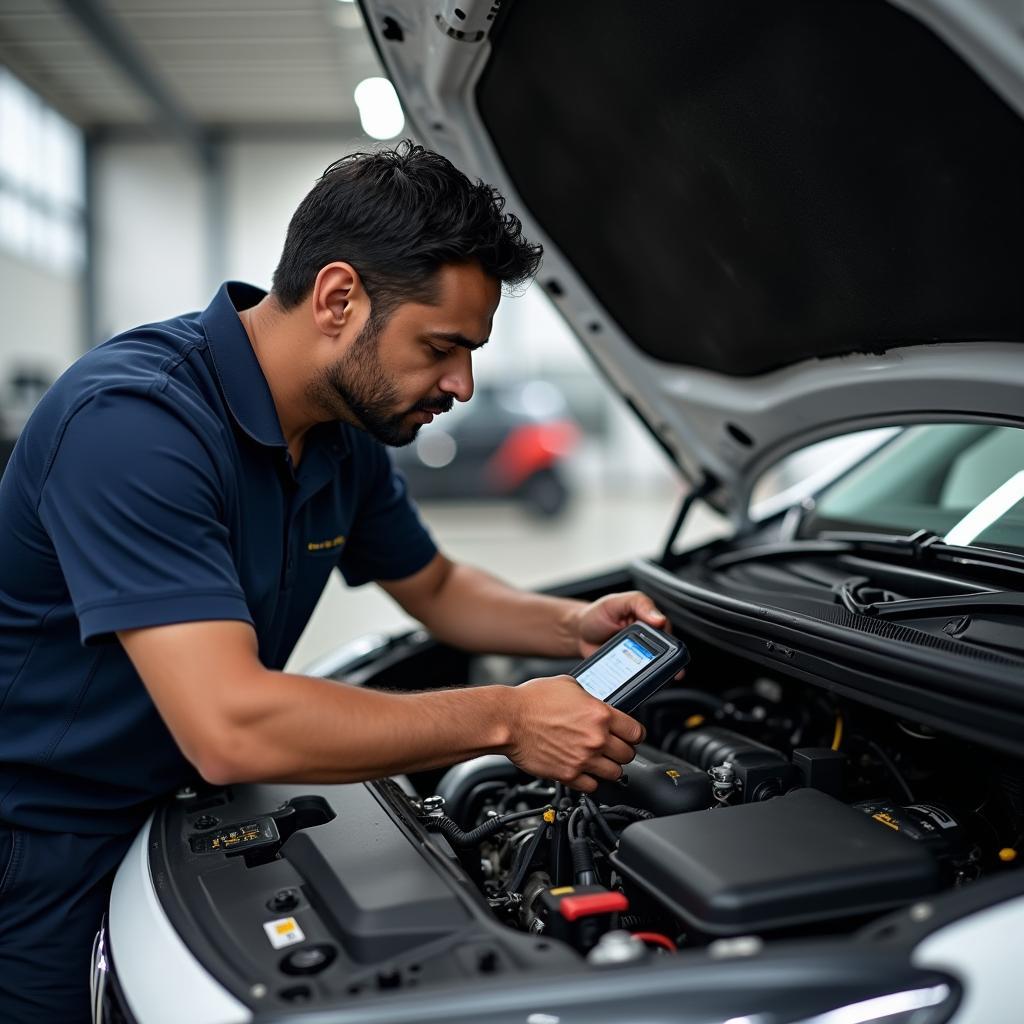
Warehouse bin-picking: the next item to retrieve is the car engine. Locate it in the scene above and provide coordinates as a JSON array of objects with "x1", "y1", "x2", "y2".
[{"x1": 418, "y1": 641, "x2": 1022, "y2": 959}]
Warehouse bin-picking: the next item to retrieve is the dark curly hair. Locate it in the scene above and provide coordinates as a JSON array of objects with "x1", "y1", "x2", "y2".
[{"x1": 272, "y1": 141, "x2": 543, "y2": 320}]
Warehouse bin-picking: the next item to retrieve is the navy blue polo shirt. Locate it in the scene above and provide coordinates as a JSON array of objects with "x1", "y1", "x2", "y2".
[{"x1": 0, "y1": 282, "x2": 437, "y2": 835}]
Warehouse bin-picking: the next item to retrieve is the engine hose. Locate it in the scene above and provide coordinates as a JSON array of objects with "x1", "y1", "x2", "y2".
[
  {"x1": 600, "y1": 804, "x2": 655, "y2": 821},
  {"x1": 672, "y1": 725, "x2": 775, "y2": 770},
  {"x1": 642, "y1": 689, "x2": 726, "y2": 739},
  {"x1": 582, "y1": 796, "x2": 619, "y2": 850},
  {"x1": 498, "y1": 783, "x2": 556, "y2": 814},
  {"x1": 641, "y1": 689, "x2": 725, "y2": 713},
  {"x1": 425, "y1": 805, "x2": 552, "y2": 847},
  {"x1": 434, "y1": 755, "x2": 523, "y2": 826},
  {"x1": 632, "y1": 931, "x2": 677, "y2": 952},
  {"x1": 571, "y1": 837, "x2": 597, "y2": 885}
]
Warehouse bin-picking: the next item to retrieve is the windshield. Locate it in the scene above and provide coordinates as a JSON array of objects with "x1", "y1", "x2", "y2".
[{"x1": 801, "y1": 424, "x2": 1024, "y2": 553}]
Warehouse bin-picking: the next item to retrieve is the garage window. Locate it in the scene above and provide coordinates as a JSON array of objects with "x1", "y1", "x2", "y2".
[{"x1": 0, "y1": 67, "x2": 84, "y2": 273}]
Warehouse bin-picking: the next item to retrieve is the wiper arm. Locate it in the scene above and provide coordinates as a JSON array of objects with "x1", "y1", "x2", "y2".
[
  {"x1": 821, "y1": 528, "x2": 1024, "y2": 580},
  {"x1": 709, "y1": 529, "x2": 1024, "y2": 582},
  {"x1": 835, "y1": 578, "x2": 1024, "y2": 620}
]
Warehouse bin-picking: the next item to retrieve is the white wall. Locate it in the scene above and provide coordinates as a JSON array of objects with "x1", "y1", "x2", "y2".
[
  {"x1": 223, "y1": 139, "x2": 362, "y2": 290},
  {"x1": 93, "y1": 142, "x2": 207, "y2": 340}
]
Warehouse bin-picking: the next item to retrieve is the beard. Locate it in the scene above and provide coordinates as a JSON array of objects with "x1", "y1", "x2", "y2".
[{"x1": 308, "y1": 315, "x2": 453, "y2": 447}]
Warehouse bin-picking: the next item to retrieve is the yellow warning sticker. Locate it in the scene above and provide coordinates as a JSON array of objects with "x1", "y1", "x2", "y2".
[
  {"x1": 263, "y1": 916, "x2": 305, "y2": 949},
  {"x1": 872, "y1": 813, "x2": 900, "y2": 831}
]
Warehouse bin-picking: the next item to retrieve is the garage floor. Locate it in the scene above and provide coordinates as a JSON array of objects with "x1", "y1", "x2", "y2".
[{"x1": 286, "y1": 492, "x2": 727, "y2": 673}]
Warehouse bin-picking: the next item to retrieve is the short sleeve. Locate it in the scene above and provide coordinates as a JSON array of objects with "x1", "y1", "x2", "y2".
[
  {"x1": 37, "y1": 388, "x2": 253, "y2": 644},
  {"x1": 338, "y1": 442, "x2": 437, "y2": 586}
]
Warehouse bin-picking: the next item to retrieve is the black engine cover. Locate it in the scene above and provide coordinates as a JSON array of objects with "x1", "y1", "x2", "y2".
[
  {"x1": 147, "y1": 780, "x2": 575, "y2": 1013},
  {"x1": 611, "y1": 788, "x2": 940, "y2": 935}
]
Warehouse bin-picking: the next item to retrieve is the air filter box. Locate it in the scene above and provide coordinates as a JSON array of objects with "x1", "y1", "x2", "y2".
[{"x1": 611, "y1": 788, "x2": 939, "y2": 935}]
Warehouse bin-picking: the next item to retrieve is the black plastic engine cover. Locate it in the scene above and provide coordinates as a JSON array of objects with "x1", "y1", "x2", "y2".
[
  {"x1": 280, "y1": 794, "x2": 471, "y2": 961},
  {"x1": 148, "y1": 780, "x2": 576, "y2": 1013},
  {"x1": 611, "y1": 788, "x2": 940, "y2": 935}
]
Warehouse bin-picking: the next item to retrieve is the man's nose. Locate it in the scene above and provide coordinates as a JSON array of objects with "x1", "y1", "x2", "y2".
[{"x1": 439, "y1": 350, "x2": 474, "y2": 403}]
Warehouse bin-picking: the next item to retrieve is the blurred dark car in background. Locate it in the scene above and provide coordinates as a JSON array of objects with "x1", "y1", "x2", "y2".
[
  {"x1": 393, "y1": 379, "x2": 580, "y2": 517},
  {"x1": 0, "y1": 366, "x2": 52, "y2": 477},
  {"x1": 0, "y1": 423, "x2": 15, "y2": 476}
]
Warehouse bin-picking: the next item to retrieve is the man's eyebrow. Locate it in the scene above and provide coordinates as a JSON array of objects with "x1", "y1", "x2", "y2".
[{"x1": 426, "y1": 331, "x2": 489, "y2": 351}]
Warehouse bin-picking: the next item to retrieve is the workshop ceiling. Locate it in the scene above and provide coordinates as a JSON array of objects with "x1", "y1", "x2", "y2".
[{"x1": 0, "y1": 0, "x2": 377, "y2": 132}]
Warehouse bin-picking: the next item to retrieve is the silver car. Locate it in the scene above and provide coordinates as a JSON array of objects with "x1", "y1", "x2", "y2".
[{"x1": 96, "y1": 2, "x2": 1024, "y2": 1021}]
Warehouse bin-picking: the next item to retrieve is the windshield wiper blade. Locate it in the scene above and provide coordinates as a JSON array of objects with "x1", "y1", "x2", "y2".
[{"x1": 708, "y1": 529, "x2": 1024, "y2": 581}]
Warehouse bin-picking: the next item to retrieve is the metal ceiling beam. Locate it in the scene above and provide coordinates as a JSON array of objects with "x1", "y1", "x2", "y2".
[
  {"x1": 54, "y1": 0, "x2": 211, "y2": 163},
  {"x1": 0, "y1": 36, "x2": 89, "y2": 126},
  {"x1": 94, "y1": 122, "x2": 365, "y2": 144}
]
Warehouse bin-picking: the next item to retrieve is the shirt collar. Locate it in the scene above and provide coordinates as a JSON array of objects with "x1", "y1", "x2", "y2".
[{"x1": 200, "y1": 282, "x2": 287, "y2": 449}]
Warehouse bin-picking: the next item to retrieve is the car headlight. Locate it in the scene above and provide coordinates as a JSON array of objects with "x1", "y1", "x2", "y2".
[{"x1": 91, "y1": 917, "x2": 137, "y2": 1024}]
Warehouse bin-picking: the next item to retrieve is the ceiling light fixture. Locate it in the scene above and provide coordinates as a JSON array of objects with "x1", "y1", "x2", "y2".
[{"x1": 354, "y1": 77, "x2": 405, "y2": 139}]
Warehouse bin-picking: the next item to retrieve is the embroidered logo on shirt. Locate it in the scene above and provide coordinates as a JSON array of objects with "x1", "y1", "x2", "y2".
[{"x1": 307, "y1": 534, "x2": 346, "y2": 553}]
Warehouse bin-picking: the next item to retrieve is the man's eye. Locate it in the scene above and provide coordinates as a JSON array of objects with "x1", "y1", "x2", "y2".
[{"x1": 427, "y1": 345, "x2": 451, "y2": 360}]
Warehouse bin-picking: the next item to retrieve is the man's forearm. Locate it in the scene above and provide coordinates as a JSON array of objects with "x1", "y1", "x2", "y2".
[
  {"x1": 206, "y1": 669, "x2": 515, "y2": 784},
  {"x1": 121, "y1": 619, "x2": 643, "y2": 793},
  {"x1": 411, "y1": 562, "x2": 586, "y2": 658}
]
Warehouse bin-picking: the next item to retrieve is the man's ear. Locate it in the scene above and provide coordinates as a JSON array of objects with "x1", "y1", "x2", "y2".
[{"x1": 310, "y1": 262, "x2": 367, "y2": 337}]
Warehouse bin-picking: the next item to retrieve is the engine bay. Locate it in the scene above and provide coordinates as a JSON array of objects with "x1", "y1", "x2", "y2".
[
  {"x1": 136, "y1": 626, "x2": 1023, "y2": 1016},
  {"x1": 425, "y1": 635, "x2": 1022, "y2": 954}
]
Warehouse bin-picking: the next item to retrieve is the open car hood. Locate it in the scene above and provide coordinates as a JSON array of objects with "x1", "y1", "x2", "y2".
[{"x1": 363, "y1": 0, "x2": 1024, "y2": 515}]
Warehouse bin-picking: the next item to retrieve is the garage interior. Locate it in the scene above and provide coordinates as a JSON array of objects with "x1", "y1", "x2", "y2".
[{"x1": 0, "y1": 0, "x2": 694, "y2": 670}]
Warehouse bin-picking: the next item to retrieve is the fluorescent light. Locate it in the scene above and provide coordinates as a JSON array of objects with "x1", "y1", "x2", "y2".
[
  {"x1": 944, "y1": 470, "x2": 1024, "y2": 546},
  {"x1": 354, "y1": 77, "x2": 405, "y2": 140}
]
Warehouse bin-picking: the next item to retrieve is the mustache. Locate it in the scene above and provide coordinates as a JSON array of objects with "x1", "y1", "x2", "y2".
[{"x1": 411, "y1": 395, "x2": 455, "y2": 415}]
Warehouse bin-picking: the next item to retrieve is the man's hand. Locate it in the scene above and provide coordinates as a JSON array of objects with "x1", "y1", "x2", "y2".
[
  {"x1": 574, "y1": 590, "x2": 670, "y2": 658},
  {"x1": 504, "y1": 675, "x2": 644, "y2": 792}
]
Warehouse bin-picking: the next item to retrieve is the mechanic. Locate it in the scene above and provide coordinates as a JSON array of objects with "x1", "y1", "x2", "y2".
[{"x1": 0, "y1": 141, "x2": 668, "y2": 1022}]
